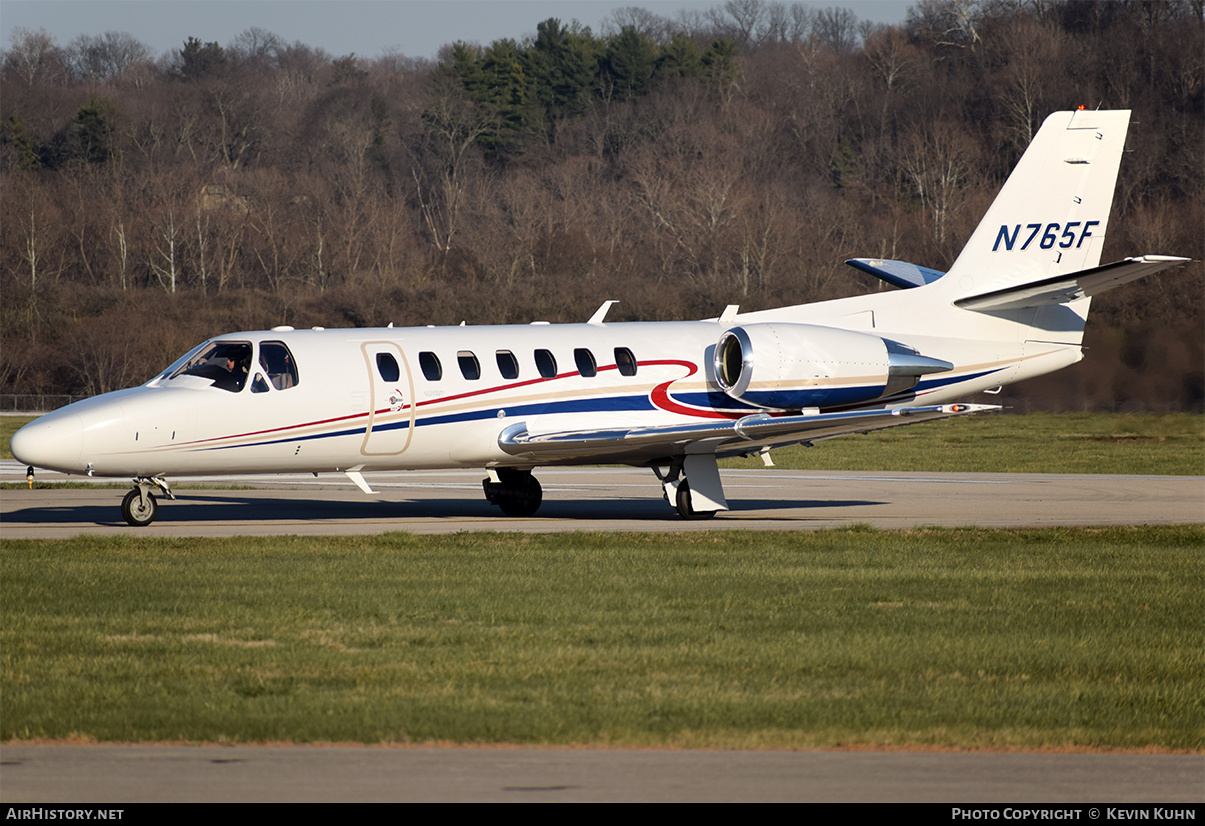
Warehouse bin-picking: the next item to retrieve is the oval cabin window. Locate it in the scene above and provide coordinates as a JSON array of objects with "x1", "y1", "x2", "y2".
[
  {"x1": 419, "y1": 351, "x2": 442, "y2": 381},
  {"x1": 574, "y1": 348, "x2": 597, "y2": 378},
  {"x1": 534, "y1": 349, "x2": 557, "y2": 378},
  {"x1": 376, "y1": 353, "x2": 400, "y2": 383},
  {"x1": 458, "y1": 351, "x2": 481, "y2": 380}
]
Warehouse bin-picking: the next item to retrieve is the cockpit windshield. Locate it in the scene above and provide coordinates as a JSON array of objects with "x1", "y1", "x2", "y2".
[
  {"x1": 163, "y1": 340, "x2": 253, "y2": 392},
  {"x1": 158, "y1": 339, "x2": 300, "y2": 393}
]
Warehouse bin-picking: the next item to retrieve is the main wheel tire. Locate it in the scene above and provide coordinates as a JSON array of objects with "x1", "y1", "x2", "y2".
[
  {"x1": 121, "y1": 488, "x2": 157, "y2": 527},
  {"x1": 497, "y1": 475, "x2": 542, "y2": 517},
  {"x1": 675, "y1": 480, "x2": 717, "y2": 520}
]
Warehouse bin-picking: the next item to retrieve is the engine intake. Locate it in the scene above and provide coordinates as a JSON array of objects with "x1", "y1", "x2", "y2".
[{"x1": 714, "y1": 323, "x2": 952, "y2": 410}]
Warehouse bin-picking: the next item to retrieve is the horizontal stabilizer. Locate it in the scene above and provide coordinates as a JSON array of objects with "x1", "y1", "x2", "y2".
[
  {"x1": 499, "y1": 404, "x2": 999, "y2": 463},
  {"x1": 846, "y1": 258, "x2": 946, "y2": 289},
  {"x1": 955, "y1": 255, "x2": 1191, "y2": 312}
]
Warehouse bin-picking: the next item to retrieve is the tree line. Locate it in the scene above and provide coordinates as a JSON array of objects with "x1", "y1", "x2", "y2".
[{"x1": 1, "y1": 0, "x2": 1201, "y2": 410}]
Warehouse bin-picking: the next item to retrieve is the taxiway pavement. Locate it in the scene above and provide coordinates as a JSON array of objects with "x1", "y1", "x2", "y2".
[
  {"x1": 2, "y1": 462, "x2": 1201, "y2": 537},
  {"x1": 2, "y1": 744, "x2": 1201, "y2": 803}
]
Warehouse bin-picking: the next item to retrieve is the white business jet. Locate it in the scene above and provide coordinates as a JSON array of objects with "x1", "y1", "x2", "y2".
[{"x1": 10, "y1": 109, "x2": 1189, "y2": 525}]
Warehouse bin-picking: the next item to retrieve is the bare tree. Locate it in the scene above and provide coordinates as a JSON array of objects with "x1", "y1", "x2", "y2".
[
  {"x1": 3, "y1": 27, "x2": 66, "y2": 85},
  {"x1": 66, "y1": 31, "x2": 152, "y2": 83},
  {"x1": 901, "y1": 121, "x2": 980, "y2": 248},
  {"x1": 602, "y1": 7, "x2": 674, "y2": 44},
  {"x1": 813, "y1": 6, "x2": 861, "y2": 54},
  {"x1": 714, "y1": 0, "x2": 770, "y2": 49},
  {"x1": 863, "y1": 25, "x2": 918, "y2": 141},
  {"x1": 412, "y1": 81, "x2": 491, "y2": 254},
  {"x1": 989, "y1": 15, "x2": 1064, "y2": 150},
  {"x1": 906, "y1": 0, "x2": 983, "y2": 52},
  {"x1": 228, "y1": 27, "x2": 284, "y2": 67}
]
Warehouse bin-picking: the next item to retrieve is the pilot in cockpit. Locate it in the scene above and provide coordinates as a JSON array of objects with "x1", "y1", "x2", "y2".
[{"x1": 212, "y1": 346, "x2": 250, "y2": 391}]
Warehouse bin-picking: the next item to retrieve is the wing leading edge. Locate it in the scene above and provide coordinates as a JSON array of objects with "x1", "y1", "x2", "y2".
[{"x1": 498, "y1": 403, "x2": 1000, "y2": 463}]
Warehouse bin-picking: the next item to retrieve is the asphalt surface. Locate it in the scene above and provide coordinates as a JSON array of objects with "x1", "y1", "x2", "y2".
[
  {"x1": 1, "y1": 744, "x2": 1201, "y2": 803},
  {"x1": 2, "y1": 461, "x2": 1202, "y2": 536}
]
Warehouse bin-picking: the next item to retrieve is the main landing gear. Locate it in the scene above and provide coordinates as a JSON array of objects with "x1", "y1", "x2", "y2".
[
  {"x1": 672, "y1": 479, "x2": 716, "y2": 520},
  {"x1": 120, "y1": 476, "x2": 175, "y2": 526},
  {"x1": 654, "y1": 455, "x2": 728, "y2": 520},
  {"x1": 483, "y1": 468, "x2": 543, "y2": 517}
]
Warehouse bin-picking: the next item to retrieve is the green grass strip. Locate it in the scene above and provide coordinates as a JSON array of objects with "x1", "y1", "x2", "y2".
[
  {"x1": 722, "y1": 412, "x2": 1205, "y2": 475},
  {"x1": 3, "y1": 527, "x2": 1201, "y2": 750}
]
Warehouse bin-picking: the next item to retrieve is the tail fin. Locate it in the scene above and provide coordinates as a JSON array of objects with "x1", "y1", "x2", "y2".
[{"x1": 939, "y1": 109, "x2": 1131, "y2": 303}]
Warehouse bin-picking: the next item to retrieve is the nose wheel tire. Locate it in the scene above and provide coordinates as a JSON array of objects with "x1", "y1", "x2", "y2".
[{"x1": 121, "y1": 489, "x2": 158, "y2": 527}]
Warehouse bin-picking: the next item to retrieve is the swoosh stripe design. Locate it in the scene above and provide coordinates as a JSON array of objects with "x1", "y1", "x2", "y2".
[{"x1": 144, "y1": 358, "x2": 992, "y2": 455}]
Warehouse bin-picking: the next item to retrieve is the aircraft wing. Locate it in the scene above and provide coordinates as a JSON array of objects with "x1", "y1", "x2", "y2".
[
  {"x1": 955, "y1": 255, "x2": 1191, "y2": 312},
  {"x1": 498, "y1": 403, "x2": 999, "y2": 463}
]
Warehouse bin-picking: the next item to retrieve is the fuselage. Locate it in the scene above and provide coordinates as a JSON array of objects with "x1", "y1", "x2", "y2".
[{"x1": 10, "y1": 285, "x2": 1083, "y2": 480}]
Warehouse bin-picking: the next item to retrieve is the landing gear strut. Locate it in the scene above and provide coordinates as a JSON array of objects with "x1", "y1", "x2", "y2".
[
  {"x1": 121, "y1": 476, "x2": 175, "y2": 527},
  {"x1": 483, "y1": 468, "x2": 543, "y2": 517}
]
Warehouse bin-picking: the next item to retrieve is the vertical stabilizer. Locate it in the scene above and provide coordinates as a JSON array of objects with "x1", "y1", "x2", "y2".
[{"x1": 940, "y1": 109, "x2": 1131, "y2": 302}]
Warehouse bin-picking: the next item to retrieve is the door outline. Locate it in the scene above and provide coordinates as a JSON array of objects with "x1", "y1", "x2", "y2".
[{"x1": 361, "y1": 341, "x2": 416, "y2": 456}]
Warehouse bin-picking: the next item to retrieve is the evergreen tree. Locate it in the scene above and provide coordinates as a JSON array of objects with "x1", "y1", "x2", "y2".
[
  {"x1": 701, "y1": 39, "x2": 740, "y2": 94},
  {"x1": 176, "y1": 36, "x2": 226, "y2": 82},
  {"x1": 1, "y1": 116, "x2": 40, "y2": 170},
  {"x1": 658, "y1": 32, "x2": 704, "y2": 79},
  {"x1": 529, "y1": 18, "x2": 601, "y2": 123},
  {"x1": 603, "y1": 26, "x2": 657, "y2": 100},
  {"x1": 71, "y1": 96, "x2": 119, "y2": 164}
]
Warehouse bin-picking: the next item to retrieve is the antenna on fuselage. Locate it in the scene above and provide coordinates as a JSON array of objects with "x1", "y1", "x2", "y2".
[{"x1": 588, "y1": 300, "x2": 618, "y2": 325}]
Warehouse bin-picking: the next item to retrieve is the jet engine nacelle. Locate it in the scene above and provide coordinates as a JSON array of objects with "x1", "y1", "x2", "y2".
[{"x1": 713, "y1": 323, "x2": 953, "y2": 410}]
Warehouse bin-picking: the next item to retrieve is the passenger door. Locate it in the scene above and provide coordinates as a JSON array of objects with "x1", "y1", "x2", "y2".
[{"x1": 360, "y1": 341, "x2": 415, "y2": 456}]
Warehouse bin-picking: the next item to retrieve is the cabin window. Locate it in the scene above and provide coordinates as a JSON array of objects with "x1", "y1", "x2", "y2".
[
  {"x1": 574, "y1": 348, "x2": 597, "y2": 378},
  {"x1": 534, "y1": 349, "x2": 557, "y2": 379},
  {"x1": 615, "y1": 347, "x2": 637, "y2": 376},
  {"x1": 259, "y1": 341, "x2": 299, "y2": 390},
  {"x1": 376, "y1": 353, "x2": 400, "y2": 383},
  {"x1": 496, "y1": 350, "x2": 519, "y2": 380},
  {"x1": 419, "y1": 351, "x2": 442, "y2": 381},
  {"x1": 250, "y1": 373, "x2": 271, "y2": 394},
  {"x1": 458, "y1": 351, "x2": 481, "y2": 380}
]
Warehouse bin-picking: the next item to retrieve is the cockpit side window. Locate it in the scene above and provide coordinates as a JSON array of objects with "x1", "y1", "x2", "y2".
[{"x1": 260, "y1": 341, "x2": 299, "y2": 390}]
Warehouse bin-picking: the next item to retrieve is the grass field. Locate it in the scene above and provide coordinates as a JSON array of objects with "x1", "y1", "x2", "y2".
[
  {"x1": 721, "y1": 412, "x2": 1204, "y2": 475},
  {"x1": 2, "y1": 527, "x2": 1201, "y2": 750},
  {"x1": 4, "y1": 413, "x2": 1202, "y2": 476}
]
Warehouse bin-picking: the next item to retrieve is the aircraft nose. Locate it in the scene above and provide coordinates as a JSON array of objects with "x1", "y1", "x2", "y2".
[{"x1": 10, "y1": 413, "x2": 84, "y2": 473}]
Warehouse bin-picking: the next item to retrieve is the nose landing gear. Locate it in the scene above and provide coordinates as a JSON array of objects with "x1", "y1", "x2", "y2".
[{"x1": 121, "y1": 477, "x2": 175, "y2": 526}]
